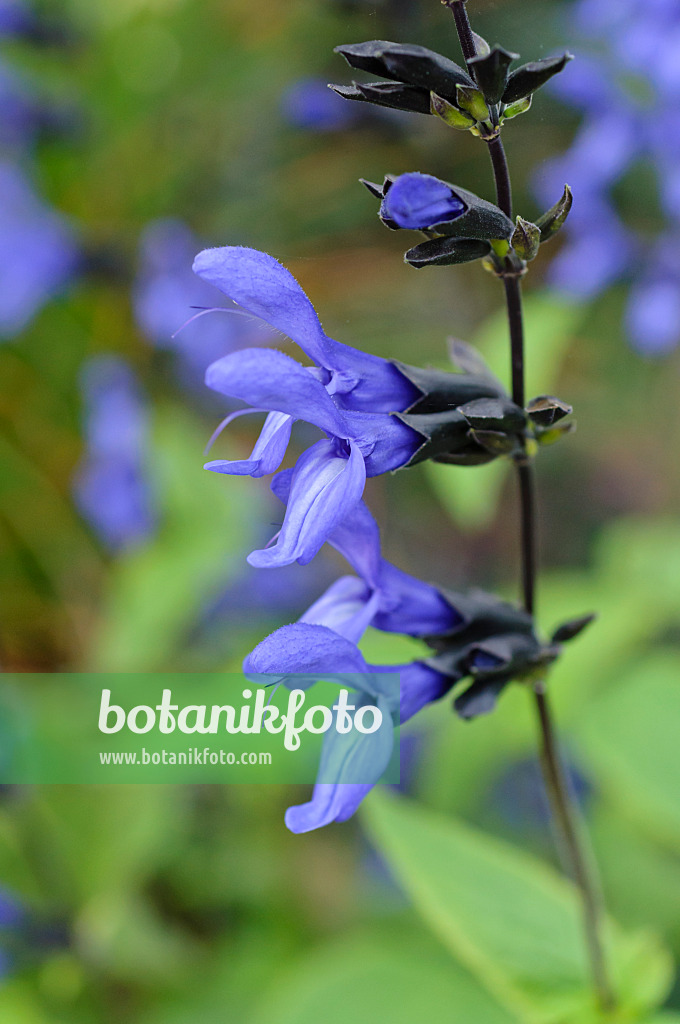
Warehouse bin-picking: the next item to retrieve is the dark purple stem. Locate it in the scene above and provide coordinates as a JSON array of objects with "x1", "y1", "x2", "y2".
[{"x1": 448, "y1": 0, "x2": 615, "y2": 1011}]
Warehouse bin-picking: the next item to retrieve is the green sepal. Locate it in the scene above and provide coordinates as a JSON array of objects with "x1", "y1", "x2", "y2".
[
  {"x1": 535, "y1": 420, "x2": 576, "y2": 446},
  {"x1": 511, "y1": 217, "x2": 541, "y2": 261},
  {"x1": 536, "y1": 184, "x2": 573, "y2": 242},
  {"x1": 502, "y1": 52, "x2": 574, "y2": 105},
  {"x1": 500, "y1": 94, "x2": 532, "y2": 121},
  {"x1": 551, "y1": 613, "x2": 597, "y2": 644},
  {"x1": 430, "y1": 92, "x2": 477, "y2": 130},
  {"x1": 468, "y1": 45, "x2": 518, "y2": 105},
  {"x1": 455, "y1": 84, "x2": 490, "y2": 122},
  {"x1": 490, "y1": 238, "x2": 511, "y2": 258},
  {"x1": 526, "y1": 394, "x2": 573, "y2": 427},
  {"x1": 468, "y1": 428, "x2": 519, "y2": 457},
  {"x1": 404, "y1": 236, "x2": 491, "y2": 268}
]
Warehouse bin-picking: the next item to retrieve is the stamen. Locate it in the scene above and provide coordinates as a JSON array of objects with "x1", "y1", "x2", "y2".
[
  {"x1": 171, "y1": 305, "x2": 252, "y2": 340},
  {"x1": 203, "y1": 407, "x2": 268, "y2": 455},
  {"x1": 265, "y1": 680, "x2": 283, "y2": 708}
]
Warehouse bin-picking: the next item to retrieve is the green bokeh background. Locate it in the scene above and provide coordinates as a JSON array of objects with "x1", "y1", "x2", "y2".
[{"x1": 1, "y1": 0, "x2": 679, "y2": 1021}]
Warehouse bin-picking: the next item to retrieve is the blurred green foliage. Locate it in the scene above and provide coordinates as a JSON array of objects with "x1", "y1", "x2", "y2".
[{"x1": 0, "y1": 0, "x2": 679, "y2": 1021}]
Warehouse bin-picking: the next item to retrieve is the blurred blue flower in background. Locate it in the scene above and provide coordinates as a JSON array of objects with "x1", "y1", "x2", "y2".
[
  {"x1": 0, "y1": 60, "x2": 38, "y2": 149},
  {"x1": 73, "y1": 356, "x2": 156, "y2": 552},
  {"x1": 0, "y1": 888, "x2": 25, "y2": 977},
  {"x1": 537, "y1": 0, "x2": 680, "y2": 354},
  {"x1": 280, "y1": 77, "x2": 356, "y2": 132},
  {"x1": 0, "y1": 0, "x2": 33, "y2": 39},
  {"x1": 134, "y1": 220, "x2": 271, "y2": 381},
  {"x1": 489, "y1": 756, "x2": 591, "y2": 829},
  {"x1": 0, "y1": 161, "x2": 79, "y2": 337}
]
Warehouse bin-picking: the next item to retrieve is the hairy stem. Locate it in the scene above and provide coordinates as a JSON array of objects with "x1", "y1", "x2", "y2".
[
  {"x1": 446, "y1": 1, "x2": 477, "y2": 67},
  {"x1": 487, "y1": 136, "x2": 513, "y2": 220},
  {"x1": 449, "y1": 1, "x2": 615, "y2": 1011}
]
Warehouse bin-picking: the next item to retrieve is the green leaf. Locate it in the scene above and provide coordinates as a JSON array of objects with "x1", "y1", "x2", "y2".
[
  {"x1": 363, "y1": 791, "x2": 673, "y2": 1023},
  {"x1": 577, "y1": 652, "x2": 680, "y2": 851},
  {"x1": 0, "y1": 980, "x2": 59, "y2": 1024},
  {"x1": 248, "y1": 924, "x2": 519, "y2": 1024}
]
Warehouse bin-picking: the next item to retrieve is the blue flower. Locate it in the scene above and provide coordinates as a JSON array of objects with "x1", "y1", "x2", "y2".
[
  {"x1": 0, "y1": 162, "x2": 79, "y2": 337},
  {"x1": 73, "y1": 356, "x2": 156, "y2": 551},
  {"x1": 242, "y1": 499, "x2": 461, "y2": 832},
  {"x1": 244, "y1": 497, "x2": 558, "y2": 831},
  {"x1": 193, "y1": 246, "x2": 422, "y2": 567},
  {"x1": 380, "y1": 172, "x2": 466, "y2": 230},
  {"x1": 246, "y1": 621, "x2": 449, "y2": 832}
]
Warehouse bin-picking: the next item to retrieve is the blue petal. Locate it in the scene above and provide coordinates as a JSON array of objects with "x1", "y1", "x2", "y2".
[
  {"x1": 285, "y1": 782, "x2": 375, "y2": 832},
  {"x1": 327, "y1": 499, "x2": 382, "y2": 586},
  {"x1": 244, "y1": 622, "x2": 370, "y2": 676},
  {"x1": 248, "y1": 439, "x2": 366, "y2": 568},
  {"x1": 285, "y1": 693, "x2": 394, "y2": 832},
  {"x1": 205, "y1": 411, "x2": 293, "y2": 478},
  {"x1": 193, "y1": 246, "x2": 337, "y2": 365},
  {"x1": 300, "y1": 575, "x2": 381, "y2": 643},
  {"x1": 270, "y1": 467, "x2": 293, "y2": 504},
  {"x1": 373, "y1": 561, "x2": 461, "y2": 636},
  {"x1": 205, "y1": 348, "x2": 350, "y2": 438},
  {"x1": 323, "y1": 341, "x2": 419, "y2": 413},
  {"x1": 389, "y1": 661, "x2": 452, "y2": 723},
  {"x1": 343, "y1": 410, "x2": 421, "y2": 475},
  {"x1": 192, "y1": 246, "x2": 419, "y2": 410},
  {"x1": 381, "y1": 172, "x2": 466, "y2": 230}
]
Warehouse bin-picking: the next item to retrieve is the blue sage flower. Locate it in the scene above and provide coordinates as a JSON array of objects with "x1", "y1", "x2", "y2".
[
  {"x1": 193, "y1": 245, "x2": 422, "y2": 567},
  {"x1": 243, "y1": 499, "x2": 459, "y2": 831},
  {"x1": 246, "y1": 619, "x2": 449, "y2": 832},
  {"x1": 73, "y1": 356, "x2": 156, "y2": 551},
  {"x1": 193, "y1": 246, "x2": 529, "y2": 565},
  {"x1": 381, "y1": 172, "x2": 466, "y2": 230},
  {"x1": 367, "y1": 172, "x2": 514, "y2": 267},
  {"x1": 244, "y1": 498, "x2": 561, "y2": 831}
]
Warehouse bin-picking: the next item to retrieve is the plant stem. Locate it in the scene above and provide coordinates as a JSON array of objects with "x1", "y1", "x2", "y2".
[
  {"x1": 534, "y1": 680, "x2": 614, "y2": 1012},
  {"x1": 487, "y1": 137, "x2": 513, "y2": 221},
  {"x1": 446, "y1": 1, "x2": 477, "y2": 67},
  {"x1": 448, "y1": 1, "x2": 616, "y2": 1012}
]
